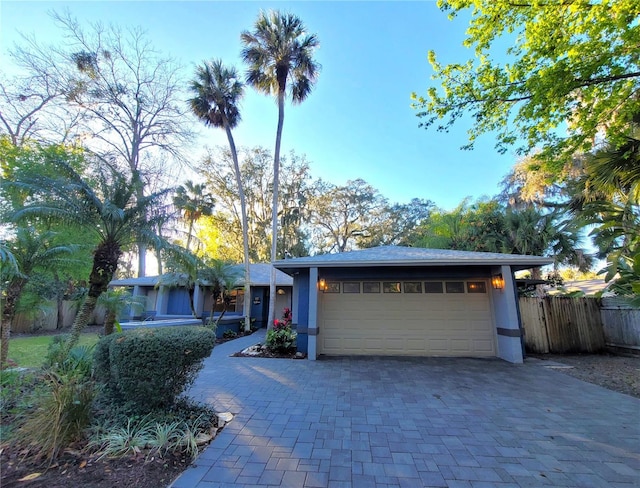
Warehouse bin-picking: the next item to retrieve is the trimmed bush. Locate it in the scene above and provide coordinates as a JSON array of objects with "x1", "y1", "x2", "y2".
[{"x1": 94, "y1": 326, "x2": 215, "y2": 412}]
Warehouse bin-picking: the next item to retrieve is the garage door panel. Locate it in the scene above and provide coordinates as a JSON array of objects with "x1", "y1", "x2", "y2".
[{"x1": 319, "y1": 279, "x2": 496, "y2": 357}]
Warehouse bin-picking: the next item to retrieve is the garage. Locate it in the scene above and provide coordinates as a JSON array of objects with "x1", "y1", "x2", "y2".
[
  {"x1": 318, "y1": 279, "x2": 495, "y2": 356},
  {"x1": 274, "y1": 246, "x2": 552, "y2": 363}
]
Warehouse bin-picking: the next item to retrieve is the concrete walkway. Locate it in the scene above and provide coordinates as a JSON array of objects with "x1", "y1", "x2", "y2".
[{"x1": 171, "y1": 330, "x2": 640, "y2": 487}]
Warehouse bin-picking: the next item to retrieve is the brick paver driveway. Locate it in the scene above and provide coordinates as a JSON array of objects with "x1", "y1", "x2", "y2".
[{"x1": 171, "y1": 330, "x2": 640, "y2": 487}]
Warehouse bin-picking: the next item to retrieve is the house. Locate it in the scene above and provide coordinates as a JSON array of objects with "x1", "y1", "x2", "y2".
[
  {"x1": 108, "y1": 263, "x2": 293, "y2": 327},
  {"x1": 274, "y1": 246, "x2": 552, "y2": 363}
]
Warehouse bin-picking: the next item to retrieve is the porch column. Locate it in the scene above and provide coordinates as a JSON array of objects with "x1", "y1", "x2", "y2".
[
  {"x1": 193, "y1": 285, "x2": 204, "y2": 318},
  {"x1": 130, "y1": 285, "x2": 141, "y2": 319},
  {"x1": 308, "y1": 267, "x2": 319, "y2": 360},
  {"x1": 493, "y1": 265, "x2": 523, "y2": 363},
  {"x1": 156, "y1": 285, "x2": 169, "y2": 315}
]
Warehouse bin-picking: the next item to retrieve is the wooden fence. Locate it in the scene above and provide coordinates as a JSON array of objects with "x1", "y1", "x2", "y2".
[
  {"x1": 600, "y1": 298, "x2": 640, "y2": 351},
  {"x1": 519, "y1": 297, "x2": 606, "y2": 354}
]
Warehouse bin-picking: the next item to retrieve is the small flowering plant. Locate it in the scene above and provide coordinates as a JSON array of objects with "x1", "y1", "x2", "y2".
[{"x1": 266, "y1": 308, "x2": 297, "y2": 354}]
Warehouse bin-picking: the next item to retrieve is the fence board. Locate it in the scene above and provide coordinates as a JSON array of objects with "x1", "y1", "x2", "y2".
[
  {"x1": 519, "y1": 297, "x2": 549, "y2": 353},
  {"x1": 519, "y1": 297, "x2": 605, "y2": 353},
  {"x1": 600, "y1": 298, "x2": 640, "y2": 350}
]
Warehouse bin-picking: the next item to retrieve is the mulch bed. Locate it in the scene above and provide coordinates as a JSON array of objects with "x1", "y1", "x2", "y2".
[{"x1": 0, "y1": 448, "x2": 190, "y2": 488}]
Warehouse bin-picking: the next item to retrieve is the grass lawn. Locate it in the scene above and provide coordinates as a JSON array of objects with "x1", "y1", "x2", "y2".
[{"x1": 6, "y1": 333, "x2": 101, "y2": 368}]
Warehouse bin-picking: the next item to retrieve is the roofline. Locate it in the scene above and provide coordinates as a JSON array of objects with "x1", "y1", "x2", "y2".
[{"x1": 274, "y1": 257, "x2": 553, "y2": 269}]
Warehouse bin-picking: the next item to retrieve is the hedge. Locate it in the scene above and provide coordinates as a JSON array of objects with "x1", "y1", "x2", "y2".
[{"x1": 94, "y1": 326, "x2": 215, "y2": 412}]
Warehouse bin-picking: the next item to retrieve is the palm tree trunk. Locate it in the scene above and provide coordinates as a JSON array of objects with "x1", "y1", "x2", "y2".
[
  {"x1": 224, "y1": 122, "x2": 252, "y2": 332},
  {"x1": 1, "y1": 279, "x2": 26, "y2": 369},
  {"x1": 268, "y1": 91, "x2": 285, "y2": 329},
  {"x1": 66, "y1": 241, "x2": 121, "y2": 352},
  {"x1": 104, "y1": 310, "x2": 117, "y2": 336},
  {"x1": 67, "y1": 295, "x2": 99, "y2": 351},
  {"x1": 0, "y1": 317, "x2": 11, "y2": 369},
  {"x1": 186, "y1": 219, "x2": 194, "y2": 251}
]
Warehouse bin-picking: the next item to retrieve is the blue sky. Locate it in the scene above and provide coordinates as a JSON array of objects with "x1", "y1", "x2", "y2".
[{"x1": 1, "y1": 1, "x2": 520, "y2": 210}]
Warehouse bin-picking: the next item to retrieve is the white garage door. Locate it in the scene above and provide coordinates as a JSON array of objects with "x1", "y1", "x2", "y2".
[{"x1": 318, "y1": 280, "x2": 496, "y2": 357}]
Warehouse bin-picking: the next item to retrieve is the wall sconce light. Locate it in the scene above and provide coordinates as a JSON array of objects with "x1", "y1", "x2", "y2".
[
  {"x1": 318, "y1": 278, "x2": 326, "y2": 291},
  {"x1": 491, "y1": 275, "x2": 505, "y2": 290},
  {"x1": 277, "y1": 288, "x2": 286, "y2": 295}
]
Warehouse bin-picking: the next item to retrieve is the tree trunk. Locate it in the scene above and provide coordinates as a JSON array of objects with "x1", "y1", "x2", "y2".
[
  {"x1": 66, "y1": 241, "x2": 120, "y2": 352},
  {"x1": 104, "y1": 310, "x2": 117, "y2": 336},
  {"x1": 0, "y1": 317, "x2": 11, "y2": 369},
  {"x1": 1, "y1": 279, "x2": 26, "y2": 369},
  {"x1": 224, "y1": 121, "x2": 252, "y2": 332},
  {"x1": 268, "y1": 91, "x2": 286, "y2": 329}
]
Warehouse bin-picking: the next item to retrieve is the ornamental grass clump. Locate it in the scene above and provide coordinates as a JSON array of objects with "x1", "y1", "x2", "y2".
[{"x1": 265, "y1": 308, "x2": 296, "y2": 354}]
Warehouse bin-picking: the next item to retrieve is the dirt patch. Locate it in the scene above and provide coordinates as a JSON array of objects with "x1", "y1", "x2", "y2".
[
  {"x1": 0, "y1": 449, "x2": 189, "y2": 488},
  {"x1": 530, "y1": 353, "x2": 640, "y2": 398}
]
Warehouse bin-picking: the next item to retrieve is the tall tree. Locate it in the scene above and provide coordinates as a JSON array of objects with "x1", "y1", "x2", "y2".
[
  {"x1": 358, "y1": 198, "x2": 434, "y2": 248},
  {"x1": 189, "y1": 60, "x2": 252, "y2": 332},
  {"x1": 173, "y1": 180, "x2": 215, "y2": 251},
  {"x1": 9, "y1": 148, "x2": 171, "y2": 351},
  {"x1": 12, "y1": 10, "x2": 192, "y2": 276},
  {"x1": 198, "y1": 147, "x2": 314, "y2": 262},
  {"x1": 0, "y1": 228, "x2": 76, "y2": 368},
  {"x1": 241, "y1": 10, "x2": 320, "y2": 327},
  {"x1": 412, "y1": 1, "x2": 640, "y2": 177},
  {"x1": 309, "y1": 179, "x2": 388, "y2": 254}
]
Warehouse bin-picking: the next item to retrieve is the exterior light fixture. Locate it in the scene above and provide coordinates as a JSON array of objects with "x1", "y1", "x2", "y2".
[
  {"x1": 491, "y1": 275, "x2": 505, "y2": 290},
  {"x1": 277, "y1": 288, "x2": 286, "y2": 295},
  {"x1": 318, "y1": 278, "x2": 326, "y2": 291}
]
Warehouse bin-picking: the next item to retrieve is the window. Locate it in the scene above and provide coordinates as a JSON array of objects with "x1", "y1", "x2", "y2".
[
  {"x1": 467, "y1": 281, "x2": 487, "y2": 293},
  {"x1": 445, "y1": 281, "x2": 465, "y2": 293},
  {"x1": 383, "y1": 282, "x2": 401, "y2": 293},
  {"x1": 424, "y1": 282, "x2": 443, "y2": 293},
  {"x1": 325, "y1": 282, "x2": 340, "y2": 293},
  {"x1": 363, "y1": 282, "x2": 380, "y2": 293},
  {"x1": 343, "y1": 282, "x2": 361, "y2": 293},
  {"x1": 404, "y1": 282, "x2": 422, "y2": 293}
]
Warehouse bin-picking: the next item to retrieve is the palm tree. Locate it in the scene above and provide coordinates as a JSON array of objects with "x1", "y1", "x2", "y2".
[
  {"x1": 173, "y1": 180, "x2": 215, "y2": 251},
  {"x1": 499, "y1": 207, "x2": 591, "y2": 279},
  {"x1": 158, "y1": 245, "x2": 203, "y2": 318},
  {"x1": 97, "y1": 288, "x2": 146, "y2": 336},
  {"x1": 189, "y1": 60, "x2": 252, "y2": 332},
  {"x1": 199, "y1": 259, "x2": 243, "y2": 328},
  {"x1": 241, "y1": 10, "x2": 319, "y2": 327},
  {"x1": 1, "y1": 228, "x2": 76, "y2": 368},
  {"x1": 11, "y1": 156, "x2": 171, "y2": 352}
]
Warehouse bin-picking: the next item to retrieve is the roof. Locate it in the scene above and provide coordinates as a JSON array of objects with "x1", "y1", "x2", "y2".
[
  {"x1": 274, "y1": 246, "x2": 552, "y2": 273},
  {"x1": 110, "y1": 263, "x2": 293, "y2": 288}
]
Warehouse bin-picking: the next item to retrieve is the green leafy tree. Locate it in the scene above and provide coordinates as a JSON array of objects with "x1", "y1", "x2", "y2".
[
  {"x1": 0, "y1": 228, "x2": 76, "y2": 368},
  {"x1": 198, "y1": 147, "x2": 314, "y2": 262},
  {"x1": 241, "y1": 10, "x2": 320, "y2": 327},
  {"x1": 10, "y1": 150, "x2": 172, "y2": 351},
  {"x1": 309, "y1": 179, "x2": 389, "y2": 253},
  {"x1": 189, "y1": 60, "x2": 252, "y2": 331},
  {"x1": 412, "y1": 0, "x2": 640, "y2": 176}
]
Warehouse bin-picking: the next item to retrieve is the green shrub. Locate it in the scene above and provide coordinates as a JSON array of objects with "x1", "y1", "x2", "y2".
[
  {"x1": 222, "y1": 329, "x2": 237, "y2": 339},
  {"x1": 94, "y1": 326, "x2": 215, "y2": 412},
  {"x1": 265, "y1": 322, "x2": 297, "y2": 354}
]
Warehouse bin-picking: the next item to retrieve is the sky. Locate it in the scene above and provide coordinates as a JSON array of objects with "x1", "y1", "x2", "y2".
[{"x1": 0, "y1": 1, "x2": 521, "y2": 211}]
